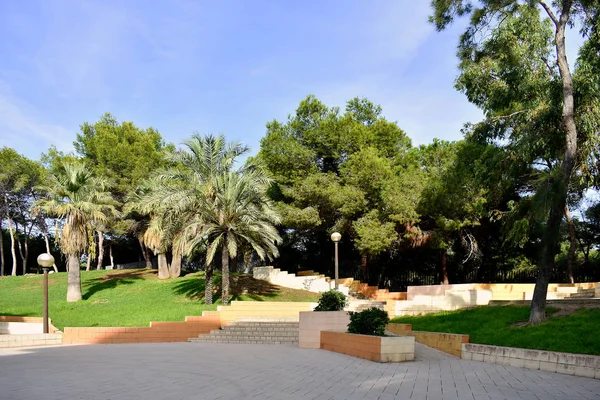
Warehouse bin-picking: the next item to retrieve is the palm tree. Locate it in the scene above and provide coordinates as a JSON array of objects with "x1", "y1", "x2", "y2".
[
  {"x1": 35, "y1": 161, "x2": 117, "y2": 302},
  {"x1": 180, "y1": 166, "x2": 281, "y2": 305},
  {"x1": 131, "y1": 134, "x2": 249, "y2": 303}
]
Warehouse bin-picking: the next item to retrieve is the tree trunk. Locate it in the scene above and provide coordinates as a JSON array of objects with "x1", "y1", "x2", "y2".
[
  {"x1": 17, "y1": 239, "x2": 26, "y2": 274},
  {"x1": 530, "y1": 2, "x2": 577, "y2": 324},
  {"x1": 361, "y1": 252, "x2": 368, "y2": 283},
  {"x1": 441, "y1": 249, "x2": 449, "y2": 285},
  {"x1": 67, "y1": 254, "x2": 82, "y2": 302},
  {"x1": 157, "y1": 253, "x2": 170, "y2": 279},
  {"x1": 23, "y1": 236, "x2": 29, "y2": 274},
  {"x1": 564, "y1": 204, "x2": 576, "y2": 284},
  {"x1": 109, "y1": 243, "x2": 114, "y2": 269},
  {"x1": 7, "y1": 218, "x2": 17, "y2": 276},
  {"x1": 86, "y1": 255, "x2": 92, "y2": 271},
  {"x1": 41, "y1": 223, "x2": 58, "y2": 273},
  {"x1": 205, "y1": 264, "x2": 213, "y2": 305},
  {"x1": 222, "y1": 245, "x2": 230, "y2": 305},
  {"x1": 96, "y1": 230, "x2": 104, "y2": 270},
  {"x1": 139, "y1": 238, "x2": 153, "y2": 269},
  {"x1": 0, "y1": 220, "x2": 4, "y2": 276},
  {"x1": 170, "y1": 247, "x2": 181, "y2": 278}
]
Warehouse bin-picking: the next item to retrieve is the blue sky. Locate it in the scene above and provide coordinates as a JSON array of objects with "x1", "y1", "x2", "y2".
[{"x1": 0, "y1": 1, "x2": 583, "y2": 161}]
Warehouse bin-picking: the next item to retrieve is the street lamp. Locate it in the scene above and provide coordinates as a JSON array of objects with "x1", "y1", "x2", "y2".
[
  {"x1": 331, "y1": 232, "x2": 341, "y2": 290},
  {"x1": 37, "y1": 253, "x2": 55, "y2": 334}
]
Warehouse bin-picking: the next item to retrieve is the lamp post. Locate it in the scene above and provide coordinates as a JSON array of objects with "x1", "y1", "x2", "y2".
[
  {"x1": 330, "y1": 232, "x2": 341, "y2": 290},
  {"x1": 37, "y1": 253, "x2": 55, "y2": 334}
]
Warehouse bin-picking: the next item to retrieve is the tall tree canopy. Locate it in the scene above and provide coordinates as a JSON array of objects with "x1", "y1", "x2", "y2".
[
  {"x1": 430, "y1": 0, "x2": 600, "y2": 323},
  {"x1": 74, "y1": 113, "x2": 171, "y2": 269},
  {"x1": 258, "y1": 96, "x2": 420, "y2": 282}
]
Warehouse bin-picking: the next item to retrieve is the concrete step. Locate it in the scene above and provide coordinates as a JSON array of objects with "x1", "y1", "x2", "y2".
[
  {"x1": 189, "y1": 320, "x2": 300, "y2": 345},
  {"x1": 210, "y1": 331, "x2": 298, "y2": 338},
  {"x1": 568, "y1": 289, "x2": 596, "y2": 298},
  {"x1": 189, "y1": 338, "x2": 298, "y2": 345},
  {"x1": 199, "y1": 334, "x2": 298, "y2": 341}
]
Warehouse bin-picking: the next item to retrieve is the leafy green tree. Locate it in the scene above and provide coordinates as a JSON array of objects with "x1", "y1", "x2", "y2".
[
  {"x1": 35, "y1": 161, "x2": 118, "y2": 301},
  {"x1": 130, "y1": 134, "x2": 276, "y2": 305},
  {"x1": 430, "y1": 0, "x2": 600, "y2": 323},
  {"x1": 74, "y1": 113, "x2": 170, "y2": 269},
  {"x1": 0, "y1": 148, "x2": 44, "y2": 275},
  {"x1": 258, "y1": 96, "x2": 415, "y2": 283}
]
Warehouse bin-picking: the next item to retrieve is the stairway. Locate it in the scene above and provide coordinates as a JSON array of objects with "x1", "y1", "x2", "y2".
[
  {"x1": 345, "y1": 298, "x2": 387, "y2": 312},
  {"x1": 567, "y1": 288, "x2": 596, "y2": 299},
  {"x1": 188, "y1": 320, "x2": 299, "y2": 345}
]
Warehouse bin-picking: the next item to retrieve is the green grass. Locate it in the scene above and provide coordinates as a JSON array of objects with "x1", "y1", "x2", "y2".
[
  {"x1": 0, "y1": 269, "x2": 320, "y2": 330},
  {"x1": 391, "y1": 306, "x2": 600, "y2": 355}
]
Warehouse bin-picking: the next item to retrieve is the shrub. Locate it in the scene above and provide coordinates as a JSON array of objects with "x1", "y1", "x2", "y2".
[
  {"x1": 347, "y1": 307, "x2": 390, "y2": 336},
  {"x1": 314, "y1": 290, "x2": 347, "y2": 311}
]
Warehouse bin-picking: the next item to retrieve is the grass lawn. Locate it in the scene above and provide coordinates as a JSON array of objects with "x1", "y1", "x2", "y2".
[
  {"x1": 391, "y1": 306, "x2": 600, "y2": 355},
  {"x1": 0, "y1": 269, "x2": 320, "y2": 330}
]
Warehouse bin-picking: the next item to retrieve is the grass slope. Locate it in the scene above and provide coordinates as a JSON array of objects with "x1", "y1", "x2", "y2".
[
  {"x1": 0, "y1": 269, "x2": 320, "y2": 330},
  {"x1": 391, "y1": 306, "x2": 600, "y2": 355}
]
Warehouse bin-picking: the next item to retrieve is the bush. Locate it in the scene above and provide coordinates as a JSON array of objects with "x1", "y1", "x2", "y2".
[
  {"x1": 347, "y1": 307, "x2": 390, "y2": 336},
  {"x1": 314, "y1": 290, "x2": 347, "y2": 311}
]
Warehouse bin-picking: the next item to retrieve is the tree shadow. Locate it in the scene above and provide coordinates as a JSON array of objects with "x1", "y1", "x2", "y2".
[
  {"x1": 82, "y1": 270, "x2": 149, "y2": 300},
  {"x1": 172, "y1": 273, "x2": 282, "y2": 303},
  {"x1": 0, "y1": 312, "x2": 38, "y2": 317},
  {"x1": 230, "y1": 275, "x2": 281, "y2": 301}
]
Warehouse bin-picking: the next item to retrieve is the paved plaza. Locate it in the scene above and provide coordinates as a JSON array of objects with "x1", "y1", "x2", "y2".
[{"x1": 0, "y1": 342, "x2": 599, "y2": 399}]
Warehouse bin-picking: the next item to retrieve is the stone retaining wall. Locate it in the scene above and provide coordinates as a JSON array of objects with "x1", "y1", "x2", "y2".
[{"x1": 462, "y1": 343, "x2": 600, "y2": 379}]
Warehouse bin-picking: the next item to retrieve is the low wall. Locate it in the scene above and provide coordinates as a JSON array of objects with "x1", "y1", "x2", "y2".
[
  {"x1": 462, "y1": 343, "x2": 600, "y2": 379},
  {"x1": 0, "y1": 333, "x2": 62, "y2": 348},
  {"x1": 298, "y1": 311, "x2": 349, "y2": 349},
  {"x1": 217, "y1": 301, "x2": 317, "y2": 324},
  {"x1": 321, "y1": 331, "x2": 415, "y2": 362},
  {"x1": 411, "y1": 331, "x2": 468, "y2": 358},
  {"x1": 0, "y1": 316, "x2": 59, "y2": 334},
  {"x1": 386, "y1": 324, "x2": 469, "y2": 357},
  {"x1": 385, "y1": 323, "x2": 412, "y2": 336},
  {"x1": 62, "y1": 315, "x2": 221, "y2": 345},
  {"x1": 407, "y1": 283, "x2": 598, "y2": 301}
]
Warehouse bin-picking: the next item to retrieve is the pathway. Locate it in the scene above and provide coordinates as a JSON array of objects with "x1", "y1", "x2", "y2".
[{"x1": 0, "y1": 343, "x2": 598, "y2": 399}]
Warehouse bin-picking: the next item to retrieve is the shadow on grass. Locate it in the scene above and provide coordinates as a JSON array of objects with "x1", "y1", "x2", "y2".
[
  {"x1": 0, "y1": 312, "x2": 38, "y2": 317},
  {"x1": 82, "y1": 270, "x2": 150, "y2": 300},
  {"x1": 172, "y1": 274, "x2": 281, "y2": 303}
]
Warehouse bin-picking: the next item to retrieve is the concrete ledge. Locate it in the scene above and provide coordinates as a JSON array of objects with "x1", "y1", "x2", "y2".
[
  {"x1": 217, "y1": 301, "x2": 317, "y2": 324},
  {"x1": 62, "y1": 314, "x2": 222, "y2": 345},
  {"x1": 488, "y1": 299, "x2": 600, "y2": 307},
  {"x1": 299, "y1": 311, "x2": 349, "y2": 349},
  {"x1": 0, "y1": 333, "x2": 62, "y2": 348},
  {"x1": 321, "y1": 331, "x2": 414, "y2": 363},
  {"x1": 462, "y1": 343, "x2": 600, "y2": 379},
  {"x1": 0, "y1": 316, "x2": 60, "y2": 333}
]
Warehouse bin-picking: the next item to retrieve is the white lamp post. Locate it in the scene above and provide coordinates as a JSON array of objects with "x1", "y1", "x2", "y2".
[
  {"x1": 37, "y1": 253, "x2": 55, "y2": 334},
  {"x1": 331, "y1": 232, "x2": 341, "y2": 290}
]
